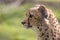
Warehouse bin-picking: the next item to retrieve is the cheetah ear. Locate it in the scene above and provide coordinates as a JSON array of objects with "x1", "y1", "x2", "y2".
[{"x1": 38, "y1": 5, "x2": 48, "y2": 18}]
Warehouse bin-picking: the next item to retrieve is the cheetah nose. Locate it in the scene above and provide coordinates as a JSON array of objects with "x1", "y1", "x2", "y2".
[{"x1": 21, "y1": 21, "x2": 26, "y2": 25}]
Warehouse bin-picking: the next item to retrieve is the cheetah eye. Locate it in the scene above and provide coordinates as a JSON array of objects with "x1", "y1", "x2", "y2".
[{"x1": 29, "y1": 14, "x2": 33, "y2": 18}]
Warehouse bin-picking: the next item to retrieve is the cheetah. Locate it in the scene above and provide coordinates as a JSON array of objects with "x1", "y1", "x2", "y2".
[{"x1": 21, "y1": 4, "x2": 60, "y2": 40}]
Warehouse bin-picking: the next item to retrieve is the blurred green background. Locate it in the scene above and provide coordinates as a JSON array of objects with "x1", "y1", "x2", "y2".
[{"x1": 0, "y1": 0, "x2": 60, "y2": 40}]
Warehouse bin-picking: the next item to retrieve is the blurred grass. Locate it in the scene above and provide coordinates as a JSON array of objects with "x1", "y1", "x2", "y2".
[
  {"x1": 0, "y1": 3, "x2": 60, "y2": 40},
  {"x1": 0, "y1": 4, "x2": 36, "y2": 40}
]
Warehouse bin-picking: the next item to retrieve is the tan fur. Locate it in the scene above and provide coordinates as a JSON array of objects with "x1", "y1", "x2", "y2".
[{"x1": 22, "y1": 4, "x2": 60, "y2": 40}]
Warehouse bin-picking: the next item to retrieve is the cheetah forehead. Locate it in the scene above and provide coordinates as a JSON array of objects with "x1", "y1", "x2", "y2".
[
  {"x1": 30, "y1": 7, "x2": 39, "y2": 10},
  {"x1": 30, "y1": 4, "x2": 41, "y2": 10}
]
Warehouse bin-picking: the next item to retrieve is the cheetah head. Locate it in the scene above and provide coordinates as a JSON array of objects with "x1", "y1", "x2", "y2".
[{"x1": 21, "y1": 4, "x2": 49, "y2": 28}]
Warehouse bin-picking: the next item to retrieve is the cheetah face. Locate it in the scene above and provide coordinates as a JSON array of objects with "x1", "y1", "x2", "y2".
[{"x1": 21, "y1": 5, "x2": 48, "y2": 28}]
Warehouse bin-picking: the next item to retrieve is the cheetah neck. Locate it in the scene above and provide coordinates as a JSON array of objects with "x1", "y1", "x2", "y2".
[
  {"x1": 48, "y1": 13, "x2": 59, "y2": 29},
  {"x1": 36, "y1": 17, "x2": 60, "y2": 40},
  {"x1": 36, "y1": 10, "x2": 60, "y2": 40}
]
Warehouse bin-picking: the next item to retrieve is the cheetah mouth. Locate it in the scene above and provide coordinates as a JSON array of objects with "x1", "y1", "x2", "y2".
[
  {"x1": 22, "y1": 21, "x2": 32, "y2": 28},
  {"x1": 22, "y1": 24, "x2": 32, "y2": 28},
  {"x1": 27, "y1": 24, "x2": 32, "y2": 28}
]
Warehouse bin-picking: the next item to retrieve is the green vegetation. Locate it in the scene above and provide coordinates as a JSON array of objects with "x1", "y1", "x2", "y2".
[{"x1": 0, "y1": 4, "x2": 60, "y2": 40}]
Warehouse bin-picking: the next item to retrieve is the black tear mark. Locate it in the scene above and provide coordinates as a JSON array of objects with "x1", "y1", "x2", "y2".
[
  {"x1": 28, "y1": 18, "x2": 30, "y2": 27},
  {"x1": 28, "y1": 17, "x2": 32, "y2": 28}
]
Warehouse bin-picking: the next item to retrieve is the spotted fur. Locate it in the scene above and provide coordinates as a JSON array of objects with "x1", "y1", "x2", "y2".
[{"x1": 21, "y1": 4, "x2": 60, "y2": 40}]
